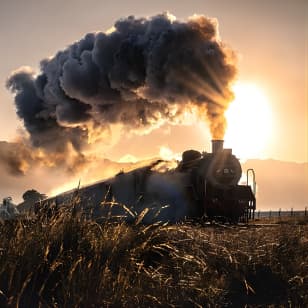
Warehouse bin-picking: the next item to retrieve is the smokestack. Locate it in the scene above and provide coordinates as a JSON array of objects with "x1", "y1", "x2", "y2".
[{"x1": 212, "y1": 139, "x2": 224, "y2": 154}]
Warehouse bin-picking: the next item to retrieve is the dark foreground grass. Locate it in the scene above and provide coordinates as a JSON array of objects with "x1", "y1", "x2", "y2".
[{"x1": 0, "y1": 208, "x2": 307, "y2": 307}]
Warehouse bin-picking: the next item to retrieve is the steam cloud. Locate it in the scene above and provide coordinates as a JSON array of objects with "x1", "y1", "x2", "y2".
[
  {"x1": 0, "y1": 140, "x2": 89, "y2": 176},
  {"x1": 7, "y1": 13, "x2": 236, "y2": 160},
  {"x1": 0, "y1": 141, "x2": 34, "y2": 176}
]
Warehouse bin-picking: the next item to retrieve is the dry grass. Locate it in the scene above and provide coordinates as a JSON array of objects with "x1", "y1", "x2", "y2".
[{"x1": 0, "y1": 205, "x2": 307, "y2": 307}]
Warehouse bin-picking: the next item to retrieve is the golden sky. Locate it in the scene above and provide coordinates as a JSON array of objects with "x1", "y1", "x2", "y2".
[{"x1": 0, "y1": 0, "x2": 307, "y2": 163}]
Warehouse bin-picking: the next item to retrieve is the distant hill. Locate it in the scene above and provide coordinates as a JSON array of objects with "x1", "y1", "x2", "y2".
[
  {"x1": 242, "y1": 159, "x2": 308, "y2": 210},
  {"x1": 1, "y1": 145, "x2": 307, "y2": 212},
  {"x1": 44, "y1": 158, "x2": 308, "y2": 211}
]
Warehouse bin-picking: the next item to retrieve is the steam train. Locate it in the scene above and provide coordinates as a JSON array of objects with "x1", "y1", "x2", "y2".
[{"x1": 35, "y1": 140, "x2": 256, "y2": 223}]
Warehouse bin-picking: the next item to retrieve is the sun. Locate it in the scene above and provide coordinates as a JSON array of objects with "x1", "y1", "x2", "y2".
[{"x1": 224, "y1": 82, "x2": 272, "y2": 160}]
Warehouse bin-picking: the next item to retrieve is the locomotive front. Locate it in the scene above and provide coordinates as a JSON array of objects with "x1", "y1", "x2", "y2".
[{"x1": 192, "y1": 140, "x2": 256, "y2": 222}]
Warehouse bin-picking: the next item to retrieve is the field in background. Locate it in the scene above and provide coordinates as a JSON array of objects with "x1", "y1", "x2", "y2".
[
  {"x1": 255, "y1": 210, "x2": 307, "y2": 219},
  {"x1": 0, "y1": 208, "x2": 307, "y2": 307}
]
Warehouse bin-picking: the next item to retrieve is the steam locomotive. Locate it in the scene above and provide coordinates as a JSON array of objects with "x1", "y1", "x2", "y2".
[{"x1": 35, "y1": 140, "x2": 256, "y2": 223}]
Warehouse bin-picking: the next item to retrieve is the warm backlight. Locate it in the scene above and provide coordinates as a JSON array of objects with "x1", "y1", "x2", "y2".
[{"x1": 224, "y1": 82, "x2": 272, "y2": 160}]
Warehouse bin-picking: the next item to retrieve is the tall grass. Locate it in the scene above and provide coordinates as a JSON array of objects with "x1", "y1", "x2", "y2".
[{"x1": 0, "y1": 204, "x2": 307, "y2": 307}]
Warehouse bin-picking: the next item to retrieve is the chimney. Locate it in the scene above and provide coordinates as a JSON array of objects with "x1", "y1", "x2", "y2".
[{"x1": 212, "y1": 139, "x2": 224, "y2": 154}]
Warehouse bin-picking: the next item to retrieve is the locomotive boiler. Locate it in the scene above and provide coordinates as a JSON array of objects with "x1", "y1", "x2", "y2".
[{"x1": 36, "y1": 140, "x2": 256, "y2": 223}]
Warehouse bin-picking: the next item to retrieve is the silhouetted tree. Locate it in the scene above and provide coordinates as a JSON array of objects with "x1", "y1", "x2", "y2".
[
  {"x1": 22, "y1": 189, "x2": 46, "y2": 203},
  {"x1": 18, "y1": 189, "x2": 47, "y2": 213}
]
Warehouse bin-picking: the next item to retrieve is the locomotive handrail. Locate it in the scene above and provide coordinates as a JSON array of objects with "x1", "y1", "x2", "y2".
[
  {"x1": 246, "y1": 168, "x2": 256, "y2": 220},
  {"x1": 246, "y1": 168, "x2": 256, "y2": 195}
]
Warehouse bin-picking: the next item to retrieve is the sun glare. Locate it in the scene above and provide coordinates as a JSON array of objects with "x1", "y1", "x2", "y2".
[
  {"x1": 48, "y1": 180, "x2": 80, "y2": 197},
  {"x1": 224, "y1": 82, "x2": 272, "y2": 160}
]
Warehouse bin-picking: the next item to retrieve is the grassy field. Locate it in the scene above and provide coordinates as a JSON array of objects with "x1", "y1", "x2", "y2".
[{"x1": 0, "y1": 206, "x2": 307, "y2": 307}]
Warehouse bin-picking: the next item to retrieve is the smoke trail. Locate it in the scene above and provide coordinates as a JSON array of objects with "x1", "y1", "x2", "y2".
[
  {"x1": 0, "y1": 140, "x2": 88, "y2": 176},
  {"x1": 0, "y1": 141, "x2": 33, "y2": 175},
  {"x1": 7, "y1": 13, "x2": 236, "y2": 156}
]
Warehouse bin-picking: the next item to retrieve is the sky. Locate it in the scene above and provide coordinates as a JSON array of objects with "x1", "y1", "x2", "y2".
[{"x1": 0, "y1": 0, "x2": 307, "y2": 202}]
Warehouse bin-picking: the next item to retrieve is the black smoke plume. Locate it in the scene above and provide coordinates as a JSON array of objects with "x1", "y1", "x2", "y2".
[{"x1": 7, "y1": 13, "x2": 236, "y2": 157}]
